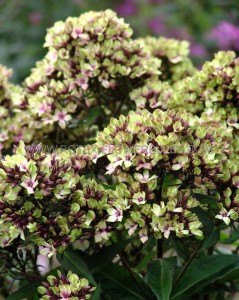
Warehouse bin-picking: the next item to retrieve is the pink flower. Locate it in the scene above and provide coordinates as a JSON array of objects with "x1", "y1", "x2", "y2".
[
  {"x1": 208, "y1": 21, "x2": 239, "y2": 50},
  {"x1": 28, "y1": 11, "x2": 42, "y2": 25},
  {"x1": 13, "y1": 131, "x2": 24, "y2": 143},
  {"x1": 149, "y1": 0, "x2": 163, "y2": 3},
  {"x1": 53, "y1": 110, "x2": 71, "y2": 129},
  {"x1": 71, "y1": 27, "x2": 83, "y2": 39},
  {"x1": 38, "y1": 103, "x2": 52, "y2": 115},
  {"x1": 21, "y1": 177, "x2": 38, "y2": 194},
  {"x1": 148, "y1": 17, "x2": 166, "y2": 34},
  {"x1": 107, "y1": 208, "x2": 123, "y2": 222},
  {"x1": 76, "y1": 76, "x2": 89, "y2": 90},
  {"x1": 169, "y1": 28, "x2": 191, "y2": 40},
  {"x1": 190, "y1": 43, "x2": 206, "y2": 57},
  {"x1": 163, "y1": 224, "x2": 173, "y2": 239},
  {"x1": 60, "y1": 289, "x2": 71, "y2": 300},
  {"x1": 95, "y1": 221, "x2": 110, "y2": 243},
  {"x1": 116, "y1": 0, "x2": 137, "y2": 16},
  {"x1": 0, "y1": 132, "x2": 8, "y2": 142}
]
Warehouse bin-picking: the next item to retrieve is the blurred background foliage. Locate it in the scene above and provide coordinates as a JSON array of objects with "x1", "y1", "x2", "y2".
[{"x1": 1, "y1": 0, "x2": 239, "y2": 83}]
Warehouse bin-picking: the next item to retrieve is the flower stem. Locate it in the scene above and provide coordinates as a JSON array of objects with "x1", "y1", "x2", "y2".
[
  {"x1": 119, "y1": 252, "x2": 152, "y2": 300},
  {"x1": 173, "y1": 240, "x2": 203, "y2": 288},
  {"x1": 157, "y1": 239, "x2": 163, "y2": 259}
]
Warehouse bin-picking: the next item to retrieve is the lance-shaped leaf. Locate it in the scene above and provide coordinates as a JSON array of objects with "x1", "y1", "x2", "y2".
[
  {"x1": 171, "y1": 255, "x2": 239, "y2": 299},
  {"x1": 57, "y1": 248, "x2": 96, "y2": 285},
  {"x1": 146, "y1": 257, "x2": 177, "y2": 300}
]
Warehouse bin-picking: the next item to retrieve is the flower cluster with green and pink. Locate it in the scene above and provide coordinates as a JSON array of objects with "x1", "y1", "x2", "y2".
[{"x1": 2, "y1": 10, "x2": 239, "y2": 299}]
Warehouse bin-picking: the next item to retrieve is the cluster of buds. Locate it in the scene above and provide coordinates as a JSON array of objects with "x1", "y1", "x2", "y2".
[
  {"x1": 38, "y1": 271, "x2": 95, "y2": 299},
  {"x1": 0, "y1": 66, "x2": 27, "y2": 150},
  {"x1": 198, "y1": 51, "x2": 239, "y2": 128},
  {"x1": 215, "y1": 187, "x2": 239, "y2": 225},
  {"x1": 0, "y1": 142, "x2": 129, "y2": 255},
  {"x1": 95, "y1": 109, "x2": 232, "y2": 240},
  {"x1": 0, "y1": 65, "x2": 13, "y2": 117},
  {"x1": 0, "y1": 66, "x2": 39, "y2": 152},
  {"x1": 128, "y1": 75, "x2": 202, "y2": 115},
  {"x1": 151, "y1": 188, "x2": 202, "y2": 238},
  {"x1": 129, "y1": 51, "x2": 239, "y2": 134},
  {"x1": 0, "y1": 64, "x2": 13, "y2": 151},
  {"x1": 210, "y1": 156, "x2": 239, "y2": 225},
  {"x1": 129, "y1": 80, "x2": 172, "y2": 111},
  {"x1": 164, "y1": 51, "x2": 239, "y2": 129},
  {"x1": 128, "y1": 37, "x2": 196, "y2": 111},
  {"x1": 97, "y1": 109, "x2": 229, "y2": 183},
  {"x1": 140, "y1": 37, "x2": 196, "y2": 82},
  {"x1": 2, "y1": 10, "x2": 239, "y2": 271},
  {"x1": 14, "y1": 10, "x2": 161, "y2": 144},
  {"x1": 124, "y1": 187, "x2": 202, "y2": 242}
]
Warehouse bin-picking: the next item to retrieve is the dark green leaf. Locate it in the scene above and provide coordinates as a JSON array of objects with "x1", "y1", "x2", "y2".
[
  {"x1": 68, "y1": 107, "x2": 105, "y2": 128},
  {"x1": 87, "y1": 237, "x2": 136, "y2": 273},
  {"x1": 58, "y1": 248, "x2": 96, "y2": 285},
  {"x1": 133, "y1": 236, "x2": 156, "y2": 272},
  {"x1": 163, "y1": 174, "x2": 182, "y2": 188},
  {"x1": 91, "y1": 285, "x2": 101, "y2": 300},
  {"x1": 217, "y1": 264, "x2": 239, "y2": 283},
  {"x1": 170, "y1": 238, "x2": 189, "y2": 260},
  {"x1": 171, "y1": 255, "x2": 239, "y2": 299},
  {"x1": 6, "y1": 282, "x2": 40, "y2": 300},
  {"x1": 84, "y1": 106, "x2": 105, "y2": 126},
  {"x1": 193, "y1": 193, "x2": 218, "y2": 209},
  {"x1": 146, "y1": 257, "x2": 177, "y2": 300},
  {"x1": 101, "y1": 183, "x2": 121, "y2": 190},
  {"x1": 192, "y1": 207, "x2": 220, "y2": 251},
  {"x1": 96, "y1": 263, "x2": 152, "y2": 300},
  {"x1": 200, "y1": 227, "x2": 220, "y2": 251},
  {"x1": 231, "y1": 283, "x2": 239, "y2": 292}
]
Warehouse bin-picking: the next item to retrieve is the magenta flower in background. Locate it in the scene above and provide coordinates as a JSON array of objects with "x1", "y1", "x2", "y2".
[
  {"x1": 209, "y1": 21, "x2": 239, "y2": 50},
  {"x1": 169, "y1": 28, "x2": 191, "y2": 40},
  {"x1": 148, "y1": 16, "x2": 166, "y2": 34},
  {"x1": 28, "y1": 11, "x2": 42, "y2": 25},
  {"x1": 190, "y1": 43, "x2": 206, "y2": 57},
  {"x1": 116, "y1": 0, "x2": 137, "y2": 16},
  {"x1": 148, "y1": 0, "x2": 163, "y2": 3}
]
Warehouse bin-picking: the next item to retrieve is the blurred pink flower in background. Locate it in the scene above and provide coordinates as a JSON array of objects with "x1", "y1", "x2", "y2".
[
  {"x1": 28, "y1": 11, "x2": 42, "y2": 25},
  {"x1": 190, "y1": 43, "x2": 206, "y2": 57},
  {"x1": 209, "y1": 21, "x2": 239, "y2": 50},
  {"x1": 148, "y1": 0, "x2": 163, "y2": 3},
  {"x1": 148, "y1": 16, "x2": 166, "y2": 34},
  {"x1": 116, "y1": 0, "x2": 138, "y2": 16},
  {"x1": 169, "y1": 28, "x2": 191, "y2": 40}
]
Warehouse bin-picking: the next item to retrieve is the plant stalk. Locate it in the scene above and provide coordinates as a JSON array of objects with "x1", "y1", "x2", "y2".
[
  {"x1": 173, "y1": 240, "x2": 203, "y2": 288},
  {"x1": 119, "y1": 252, "x2": 152, "y2": 300}
]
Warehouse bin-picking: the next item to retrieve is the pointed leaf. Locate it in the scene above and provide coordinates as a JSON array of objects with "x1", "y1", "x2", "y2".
[
  {"x1": 91, "y1": 285, "x2": 101, "y2": 300},
  {"x1": 87, "y1": 237, "x2": 136, "y2": 273},
  {"x1": 96, "y1": 263, "x2": 152, "y2": 300},
  {"x1": 200, "y1": 227, "x2": 220, "y2": 251},
  {"x1": 171, "y1": 255, "x2": 239, "y2": 299},
  {"x1": 84, "y1": 106, "x2": 105, "y2": 126},
  {"x1": 7, "y1": 282, "x2": 40, "y2": 300},
  {"x1": 57, "y1": 248, "x2": 96, "y2": 285},
  {"x1": 146, "y1": 257, "x2": 177, "y2": 300},
  {"x1": 193, "y1": 193, "x2": 218, "y2": 209}
]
